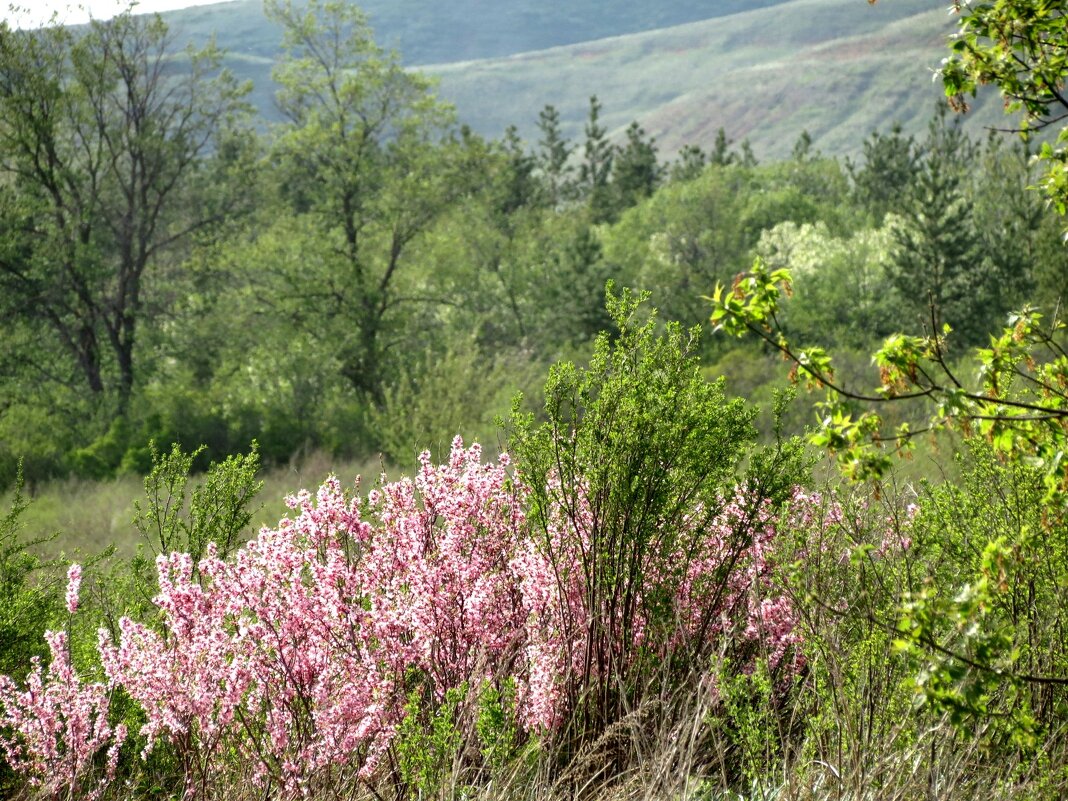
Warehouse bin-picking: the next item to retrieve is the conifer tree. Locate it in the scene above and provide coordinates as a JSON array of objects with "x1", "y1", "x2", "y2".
[
  {"x1": 611, "y1": 121, "x2": 661, "y2": 212},
  {"x1": 709, "y1": 127, "x2": 736, "y2": 167},
  {"x1": 848, "y1": 123, "x2": 920, "y2": 223},
  {"x1": 535, "y1": 104, "x2": 573, "y2": 207},
  {"x1": 671, "y1": 144, "x2": 707, "y2": 182},
  {"x1": 499, "y1": 125, "x2": 540, "y2": 215},
  {"x1": 579, "y1": 95, "x2": 614, "y2": 221},
  {"x1": 888, "y1": 112, "x2": 983, "y2": 345}
]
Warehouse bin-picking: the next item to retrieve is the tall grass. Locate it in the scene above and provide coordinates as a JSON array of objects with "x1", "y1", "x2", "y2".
[{"x1": 3, "y1": 451, "x2": 393, "y2": 560}]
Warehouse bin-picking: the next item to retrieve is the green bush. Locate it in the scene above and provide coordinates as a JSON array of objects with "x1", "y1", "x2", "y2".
[
  {"x1": 510, "y1": 287, "x2": 808, "y2": 751},
  {"x1": 0, "y1": 465, "x2": 59, "y2": 681}
]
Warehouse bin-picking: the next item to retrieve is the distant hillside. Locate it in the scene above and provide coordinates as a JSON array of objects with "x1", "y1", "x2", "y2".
[
  {"x1": 162, "y1": 0, "x2": 1012, "y2": 160},
  {"x1": 423, "y1": 0, "x2": 1009, "y2": 159},
  {"x1": 162, "y1": 0, "x2": 790, "y2": 64},
  {"x1": 162, "y1": 0, "x2": 797, "y2": 133}
]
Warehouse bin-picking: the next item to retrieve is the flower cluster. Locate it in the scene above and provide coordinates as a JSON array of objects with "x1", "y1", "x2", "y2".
[
  {"x1": 0, "y1": 631, "x2": 126, "y2": 801},
  {"x1": 99, "y1": 438, "x2": 531, "y2": 796},
  {"x1": 65, "y1": 563, "x2": 82, "y2": 615},
  {"x1": 100, "y1": 474, "x2": 387, "y2": 794},
  {"x1": 361, "y1": 443, "x2": 528, "y2": 696}
]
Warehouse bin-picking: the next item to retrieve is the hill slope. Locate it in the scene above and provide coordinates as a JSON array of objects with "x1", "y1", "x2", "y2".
[
  {"x1": 162, "y1": 0, "x2": 792, "y2": 64},
  {"x1": 162, "y1": 0, "x2": 1011, "y2": 159},
  {"x1": 423, "y1": 0, "x2": 1008, "y2": 158}
]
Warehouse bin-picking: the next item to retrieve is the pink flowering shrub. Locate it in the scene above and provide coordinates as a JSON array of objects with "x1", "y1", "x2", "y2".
[
  {"x1": 0, "y1": 631, "x2": 127, "y2": 801},
  {"x1": 99, "y1": 438, "x2": 532, "y2": 797},
  {"x1": 101, "y1": 474, "x2": 389, "y2": 796},
  {"x1": 676, "y1": 491, "x2": 808, "y2": 674},
  {"x1": 361, "y1": 443, "x2": 528, "y2": 699},
  {"x1": 2, "y1": 435, "x2": 824, "y2": 799},
  {"x1": 512, "y1": 482, "x2": 818, "y2": 732}
]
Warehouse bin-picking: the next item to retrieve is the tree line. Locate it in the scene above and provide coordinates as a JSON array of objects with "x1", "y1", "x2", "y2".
[{"x1": 1, "y1": 0, "x2": 1065, "y2": 485}]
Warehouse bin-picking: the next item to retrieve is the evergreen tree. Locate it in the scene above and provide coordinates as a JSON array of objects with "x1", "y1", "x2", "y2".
[
  {"x1": 791, "y1": 130, "x2": 816, "y2": 162},
  {"x1": 611, "y1": 121, "x2": 661, "y2": 212},
  {"x1": 709, "y1": 127, "x2": 736, "y2": 167},
  {"x1": 579, "y1": 95, "x2": 614, "y2": 221},
  {"x1": 499, "y1": 125, "x2": 540, "y2": 215},
  {"x1": 553, "y1": 225, "x2": 615, "y2": 343},
  {"x1": 888, "y1": 112, "x2": 985, "y2": 345},
  {"x1": 535, "y1": 104, "x2": 574, "y2": 207},
  {"x1": 739, "y1": 139, "x2": 758, "y2": 168},
  {"x1": 848, "y1": 123, "x2": 920, "y2": 223},
  {"x1": 671, "y1": 144, "x2": 707, "y2": 182}
]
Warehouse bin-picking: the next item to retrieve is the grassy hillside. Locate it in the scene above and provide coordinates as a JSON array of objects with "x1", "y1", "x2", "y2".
[
  {"x1": 423, "y1": 0, "x2": 1009, "y2": 158},
  {"x1": 162, "y1": 0, "x2": 792, "y2": 64},
  {"x1": 163, "y1": 0, "x2": 1009, "y2": 160}
]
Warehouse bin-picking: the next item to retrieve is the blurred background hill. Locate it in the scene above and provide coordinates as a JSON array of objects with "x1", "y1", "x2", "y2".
[{"x1": 159, "y1": 0, "x2": 1006, "y2": 158}]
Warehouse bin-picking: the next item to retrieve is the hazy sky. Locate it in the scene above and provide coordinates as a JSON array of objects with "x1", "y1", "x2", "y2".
[{"x1": 4, "y1": 1, "x2": 238, "y2": 28}]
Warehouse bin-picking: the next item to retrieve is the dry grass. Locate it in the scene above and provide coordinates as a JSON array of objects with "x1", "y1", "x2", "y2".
[{"x1": 270, "y1": 684, "x2": 1064, "y2": 801}]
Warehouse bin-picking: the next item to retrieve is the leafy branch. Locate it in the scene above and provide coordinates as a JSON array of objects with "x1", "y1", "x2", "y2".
[{"x1": 709, "y1": 259, "x2": 1068, "y2": 499}]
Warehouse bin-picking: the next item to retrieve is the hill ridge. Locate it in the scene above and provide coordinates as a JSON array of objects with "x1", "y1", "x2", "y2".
[{"x1": 154, "y1": 0, "x2": 1011, "y2": 159}]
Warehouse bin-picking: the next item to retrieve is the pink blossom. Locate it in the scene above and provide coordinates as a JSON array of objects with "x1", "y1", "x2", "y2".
[
  {"x1": 0, "y1": 630, "x2": 127, "y2": 800},
  {"x1": 65, "y1": 563, "x2": 82, "y2": 614},
  {"x1": 3, "y1": 438, "x2": 831, "y2": 796}
]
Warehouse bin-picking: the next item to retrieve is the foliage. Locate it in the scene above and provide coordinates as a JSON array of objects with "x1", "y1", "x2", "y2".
[
  {"x1": 132, "y1": 442, "x2": 262, "y2": 562},
  {"x1": 885, "y1": 112, "x2": 985, "y2": 345},
  {"x1": 709, "y1": 0, "x2": 1068, "y2": 744},
  {"x1": 74, "y1": 436, "x2": 805, "y2": 795},
  {"x1": 536, "y1": 105, "x2": 575, "y2": 208},
  {"x1": 262, "y1": 0, "x2": 462, "y2": 403},
  {"x1": 367, "y1": 337, "x2": 534, "y2": 467},
  {"x1": 510, "y1": 289, "x2": 810, "y2": 745},
  {"x1": 939, "y1": 0, "x2": 1068, "y2": 216},
  {"x1": 5, "y1": 0, "x2": 1068, "y2": 792},
  {"x1": 710, "y1": 255, "x2": 1068, "y2": 492},
  {"x1": 395, "y1": 685, "x2": 466, "y2": 799},
  {"x1": 1, "y1": 365, "x2": 823, "y2": 799},
  {"x1": 847, "y1": 124, "x2": 920, "y2": 223},
  {"x1": 754, "y1": 220, "x2": 901, "y2": 349},
  {"x1": 0, "y1": 10, "x2": 250, "y2": 413},
  {"x1": 891, "y1": 447, "x2": 1068, "y2": 742},
  {"x1": 577, "y1": 95, "x2": 614, "y2": 222},
  {"x1": 709, "y1": 2, "x2": 1068, "y2": 723},
  {"x1": 0, "y1": 466, "x2": 59, "y2": 683},
  {"x1": 611, "y1": 121, "x2": 663, "y2": 213}
]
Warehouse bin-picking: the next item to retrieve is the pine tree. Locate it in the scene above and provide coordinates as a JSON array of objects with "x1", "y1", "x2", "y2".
[
  {"x1": 710, "y1": 127, "x2": 736, "y2": 167},
  {"x1": 888, "y1": 111, "x2": 985, "y2": 345},
  {"x1": 579, "y1": 95, "x2": 614, "y2": 221},
  {"x1": 791, "y1": 130, "x2": 815, "y2": 161},
  {"x1": 849, "y1": 123, "x2": 921, "y2": 223},
  {"x1": 739, "y1": 139, "x2": 758, "y2": 168},
  {"x1": 536, "y1": 105, "x2": 574, "y2": 207},
  {"x1": 499, "y1": 125, "x2": 540, "y2": 214},
  {"x1": 611, "y1": 121, "x2": 661, "y2": 213},
  {"x1": 671, "y1": 144, "x2": 707, "y2": 182}
]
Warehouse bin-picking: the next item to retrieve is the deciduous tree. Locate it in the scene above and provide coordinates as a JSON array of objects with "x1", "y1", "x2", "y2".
[
  {"x1": 263, "y1": 0, "x2": 465, "y2": 401},
  {"x1": 0, "y1": 11, "x2": 249, "y2": 413}
]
